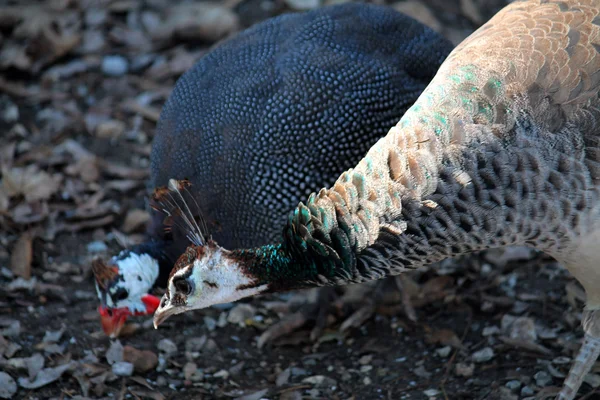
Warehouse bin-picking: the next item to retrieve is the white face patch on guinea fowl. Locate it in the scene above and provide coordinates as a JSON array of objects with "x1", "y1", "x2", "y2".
[{"x1": 96, "y1": 252, "x2": 159, "y2": 313}]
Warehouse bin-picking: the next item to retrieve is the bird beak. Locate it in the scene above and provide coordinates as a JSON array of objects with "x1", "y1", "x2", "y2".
[{"x1": 153, "y1": 295, "x2": 180, "y2": 329}]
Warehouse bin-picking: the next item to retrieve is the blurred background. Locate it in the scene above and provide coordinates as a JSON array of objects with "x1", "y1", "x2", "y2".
[{"x1": 2, "y1": 1, "x2": 582, "y2": 400}]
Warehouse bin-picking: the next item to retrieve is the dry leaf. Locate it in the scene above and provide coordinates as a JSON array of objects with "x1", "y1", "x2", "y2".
[
  {"x1": 163, "y1": 3, "x2": 239, "y2": 42},
  {"x1": 65, "y1": 157, "x2": 99, "y2": 183},
  {"x1": 0, "y1": 187, "x2": 9, "y2": 212},
  {"x1": 123, "y1": 346, "x2": 158, "y2": 373},
  {"x1": 426, "y1": 328, "x2": 463, "y2": 348},
  {"x1": 393, "y1": 2, "x2": 442, "y2": 32},
  {"x1": 122, "y1": 209, "x2": 150, "y2": 233},
  {"x1": 18, "y1": 362, "x2": 74, "y2": 389},
  {"x1": 2, "y1": 165, "x2": 61, "y2": 202},
  {"x1": 10, "y1": 232, "x2": 32, "y2": 280}
]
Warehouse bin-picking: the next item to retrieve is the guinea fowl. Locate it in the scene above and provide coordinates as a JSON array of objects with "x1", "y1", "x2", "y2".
[
  {"x1": 91, "y1": 3, "x2": 453, "y2": 338},
  {"x1": 153, "y1": 0, "x2": 600, "y2": 398}
]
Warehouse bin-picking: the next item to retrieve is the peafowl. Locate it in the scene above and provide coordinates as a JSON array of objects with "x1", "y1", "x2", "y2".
[
  {"x1": 91, "y1": 3, "x2": 453, "y2": 338},
  {"x1": 153, "y1": 1, "x2": 600, "y2": 398}
]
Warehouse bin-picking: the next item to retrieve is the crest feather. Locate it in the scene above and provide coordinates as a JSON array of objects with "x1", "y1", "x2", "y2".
[
  {"x1": 151, "y1": 179, "x2": 208, "y2": 246},
  {"x1": 91, "y1": 258, "x2": 119, "y2": 289}
]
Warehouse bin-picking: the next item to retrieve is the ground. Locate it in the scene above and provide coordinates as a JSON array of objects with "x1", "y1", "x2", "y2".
[{"x1": 0, "y1": 0, "x2": 599, "y2": 399}]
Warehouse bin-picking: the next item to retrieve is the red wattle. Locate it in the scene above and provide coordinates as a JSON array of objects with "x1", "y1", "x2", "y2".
[{"x1": 141, "y1": 294, "x2": 161, "y2": 314}]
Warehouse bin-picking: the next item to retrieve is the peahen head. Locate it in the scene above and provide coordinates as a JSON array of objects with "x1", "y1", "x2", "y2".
[
  {"x1": 150, "y1": 179, "x2": 275, "y2": 328},
  {"x1": 152, "y1": 241, "x2": 269, "y2": 328}
]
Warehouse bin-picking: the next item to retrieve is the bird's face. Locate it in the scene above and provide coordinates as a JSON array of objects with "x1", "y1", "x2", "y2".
[
  {"x1": 153, "y1": 242, "x2": 266, "y2": 328},
  {"x1": 92, "y1": 252, "x2": 161, "y2": 337}
]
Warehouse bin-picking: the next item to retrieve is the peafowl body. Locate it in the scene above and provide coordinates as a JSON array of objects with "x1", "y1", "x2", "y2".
[
  {"x1": 154, "y1": 1, "x2": 600, "y2": 398},
  {"x1": 92, "y1": 3, "x2": 453, "y2": 336}
]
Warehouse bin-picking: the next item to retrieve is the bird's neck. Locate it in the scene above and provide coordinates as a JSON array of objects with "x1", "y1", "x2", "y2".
[{"x1": 229, "y1": 244, "x2": 320, "y2": 292}]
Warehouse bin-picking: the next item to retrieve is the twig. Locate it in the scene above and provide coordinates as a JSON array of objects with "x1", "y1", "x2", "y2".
[{"x1": 440, "y1": 305, "x2": 473, "y2": 397}]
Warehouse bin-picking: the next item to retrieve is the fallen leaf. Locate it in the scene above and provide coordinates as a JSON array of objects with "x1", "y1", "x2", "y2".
[
  {"x1": 392, "y1": 2, "x2": 442, "y2": 32},
  {"x1": 65, "y1": 156, "x2": 99, "y2": 183},
  {"x1": 18, "y1": 362, "x2": 73, "y2": 389},
  {"x1": 25, "y1": 353, "x2": 45, "y2": 380},
  {"x1": 426, "y1": 328, "x2": 462, "y2": 348},
  {"x1": 0, "y1": 372, "x2": 17, "y2": 399},
  {"x1": 234, "y1": 389, "x2": 269, "y2": 400},
  {"x1": 162, "y1": 3, "x2": 239, "y2": 43},
  {"x1": 123, "y1": 346, "x2": 158, "y2": 373},
  {"x1": 106, "y1": 340, "x2": 124, "y2": 365},
  {"x1": 0, "y1": 187, "x2": 9, "y2": 212},
  {"x1": 129, "y1": 388, "x2": 165, "y2": 400},
  {"x1": 10, "y1": 232, "x2": 32, "y2": 279},
  {"x1": 2, "y1": 165, "x2": 61, "y2": 202},
  {"x1": 122, "y1": 209, "x2": 150, "y2": 233}
]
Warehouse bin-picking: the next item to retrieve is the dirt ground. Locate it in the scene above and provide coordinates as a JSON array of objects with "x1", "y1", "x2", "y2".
[{"x1": 1, "y1": 0, "x2": 599, "y2": 399}]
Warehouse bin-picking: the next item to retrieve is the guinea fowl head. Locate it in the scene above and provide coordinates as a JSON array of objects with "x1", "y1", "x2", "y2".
[
  {"x1": 92, "y1": 253, "x2": 161, "y2": 337},
  {"x1": 151, "y1": 179, "x2": 268, "y2": 328}
]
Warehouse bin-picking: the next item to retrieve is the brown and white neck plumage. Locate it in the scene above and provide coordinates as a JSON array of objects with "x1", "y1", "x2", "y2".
[{"x1": 155, "y1": 3, "x2": 600, "y2": 398}]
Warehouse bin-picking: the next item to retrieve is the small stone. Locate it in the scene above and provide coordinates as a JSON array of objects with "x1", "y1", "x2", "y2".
[
  {"x1": 213, "y1": 369, "x2": 229, "y2": 379},
  {"x1": 302, "y1": 375, "x2": 337, "y2": 388},
  {"x1": 472, "y1": 347, "x2": 495, "y2": 363},
  {"x1": 0, "y1": 372, "x2": 17, "y2": 399},
  {"x1": 360, "y1": 365, "x2": 372, "y2": 373},
  {"x1": 584, "y1": 373, "x2": 600, "y2": 388},
  {"x1": 509, "y1": 317, "x2": 537, "y2": 342},
  {"x1": 436, "y1": 346, "x2": 452, "y2": 358},
  {"x1": 553, "y1": 356, "x2": 571, "y2": 365},
  {"x1": 482, "y1": 326, "x2": 500, "y2": 337},
  {"x1": 2, "y1": 103, "x2": 19, "y2": 123},
  {"x1": 185, "y1": 336, "x2": 207, "y2": 353},
  {"x1": 520, "y1": 386, "x2": 535, "y2": 397},
  {"x1": 156, "y1": 376, "x2": 167, "y2": 386},
  {"x1": 157, "y1": 338, "x2": 177, "y2": 357},
  {"x1": 112, "y1": 361, "x2": 134, "y2": 377},
  {"x1": 505, "y1": 380, "x2": 521, "y2": 391},
  {"x1": 96, "y1": 120, "x2": 126, "y2": 139},
  {"x1": 227, "y1": 304, "x2": 256, "y2": 326},
  {"x1": 455, "y1": 362, "x2": 474, "y2": 377},
  {"x1": 534, "y1": 371, "x2": 552, "y2": 387},
  {"x1": 183, "y1": 362, "x2": 197, "y2": 380},
  {"x1": 413, "y1": 365, "x2": 431, "y2": 378},
  {"x1": 102, "y1": 55, "x2": 128, "y2": 76},
  {"x1": 358, "y1": 354, "x2": 373, "y2": 365},
  {"x1": 423, "y1": 389, "x2": 441, "y2": 397},
  {"x1": 87, "y1": 241, "x2": 108, "y2": 254},
  {"x1": 203, "y1": 316, "x2": 217, "y2": 331},
  {"x1": 363, "y1": 376, "x2": 372, "y2": 385},
  {"x1": 291, "y1": 367, "x2": 308, "y2": 376}
]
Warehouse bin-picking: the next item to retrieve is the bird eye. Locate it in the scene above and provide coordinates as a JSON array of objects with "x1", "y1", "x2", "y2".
[
  {"x1": 112, "y1": 288, "x2": 129, "y2": 302},
  {"x1": 174, "y1": 279, "x2": 191, "y2": 295}
]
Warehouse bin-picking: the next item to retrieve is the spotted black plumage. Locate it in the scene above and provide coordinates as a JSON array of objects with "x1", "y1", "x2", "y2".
[
  {"x1": 151, "y1": 3, "x2": 453, "y2": 249},
  {"x1": 97, "y1": 2, "x2": 453, "y2": 337}
]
